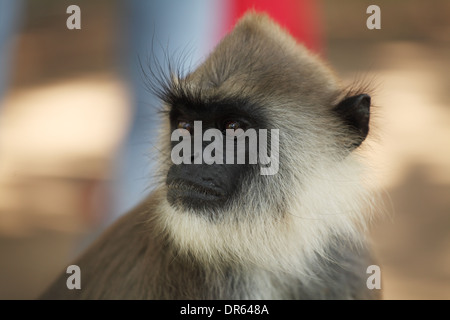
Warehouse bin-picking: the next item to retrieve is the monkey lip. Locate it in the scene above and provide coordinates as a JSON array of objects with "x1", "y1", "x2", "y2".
[{"x1": 166, "y1": 179, "x2": 226, "y2": 203}]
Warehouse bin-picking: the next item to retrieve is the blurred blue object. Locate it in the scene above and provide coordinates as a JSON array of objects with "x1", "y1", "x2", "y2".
[
  {"x1": 0, "y1": 0, "x2": 24, "y2": 99},
  {"x1": 111, "y1": 0, "x2": 225, "y2": 222}
]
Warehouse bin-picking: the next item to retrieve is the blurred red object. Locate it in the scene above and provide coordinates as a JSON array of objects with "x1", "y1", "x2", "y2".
[{"x1": 222, "y1": 0, "x2": 324, "y2": 54}]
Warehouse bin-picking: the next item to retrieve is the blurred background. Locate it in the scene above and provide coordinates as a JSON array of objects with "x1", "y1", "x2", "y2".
[{"x1": 0, "y1": 0, "x2": 449, "y2": 299}]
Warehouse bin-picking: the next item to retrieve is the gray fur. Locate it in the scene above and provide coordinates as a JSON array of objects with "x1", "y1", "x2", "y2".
[
  {"x1": 40, "y1": 191, "x2": 379, "y2": 299},
  {"x1": 40, "y1": 12, "x2": 381, "y2": 300}
]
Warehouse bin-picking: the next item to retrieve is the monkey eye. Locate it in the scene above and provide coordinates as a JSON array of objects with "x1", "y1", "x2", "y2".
[
  {"x1": 224, "y1": 120, "x2": 241, "y2": 130},
  {"x1": 222, "y1": 120, "x2": 248, "y2": 137},
  {"x1": 177, "y1": 120, "x2": 193, "y2": 133}
]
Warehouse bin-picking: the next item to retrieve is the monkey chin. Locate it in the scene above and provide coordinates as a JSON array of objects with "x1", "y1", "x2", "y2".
[{"x1": 166, "y1": 179, "x2": 228, "y2": 214}]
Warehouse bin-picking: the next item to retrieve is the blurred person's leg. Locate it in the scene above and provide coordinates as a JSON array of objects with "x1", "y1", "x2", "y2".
[
  {"x1": 112, "y1": 0, "x2": 226, "y2": 223},
  {"x1": 0, "y1": 0, "x2": 24, "y2": 99}
]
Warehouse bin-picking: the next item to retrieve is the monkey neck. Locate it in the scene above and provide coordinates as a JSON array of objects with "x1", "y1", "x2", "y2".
[{"x1": 149, "y1": 227, "x2": 371, "y2": 299}]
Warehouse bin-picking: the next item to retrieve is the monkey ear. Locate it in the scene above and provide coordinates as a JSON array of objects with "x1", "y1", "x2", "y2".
[{"x1": 333, "y1": 94, "x2": 371, "y2": 150}]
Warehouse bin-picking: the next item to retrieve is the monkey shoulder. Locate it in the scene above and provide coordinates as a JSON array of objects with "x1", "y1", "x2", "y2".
[
  {"x1": 38, "y1": 194, "x2": 162, "y2": 300},
  {"x1": 306, "y1": 238, "x2": 381, "y2": 300}
]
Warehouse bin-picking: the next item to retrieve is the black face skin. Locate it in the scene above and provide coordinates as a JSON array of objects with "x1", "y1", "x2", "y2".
[{"x1": 165, "y1": 96, "x2": 266, "y2": 214}]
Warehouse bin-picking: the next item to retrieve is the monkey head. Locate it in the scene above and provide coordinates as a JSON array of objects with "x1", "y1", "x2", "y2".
[{"x1": 151, "y1": 13, "x2": 374, "y2": 273}]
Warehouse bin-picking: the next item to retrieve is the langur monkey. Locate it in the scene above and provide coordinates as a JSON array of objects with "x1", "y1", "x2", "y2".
[{"x1": 40, "y1": 12, "x2": 381, "y2": 300}]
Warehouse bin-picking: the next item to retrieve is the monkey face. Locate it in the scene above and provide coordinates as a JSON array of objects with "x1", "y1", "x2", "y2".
[
  {"x1": 156, "y1": 13, "x2": 371, "y2": 222},
  {"x1": 165, "y1": 98, "x2": 267, "y2": 216}
]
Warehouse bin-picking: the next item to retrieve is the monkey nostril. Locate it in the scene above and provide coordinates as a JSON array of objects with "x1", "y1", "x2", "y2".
[{"x1": 201, "y1": 177, "x2": 216, "y2": 188}]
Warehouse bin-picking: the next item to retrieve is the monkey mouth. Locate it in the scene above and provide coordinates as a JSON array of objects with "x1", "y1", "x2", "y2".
[{"x1": 166, "y1": 179, "x2": 227, "y2": 207}]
